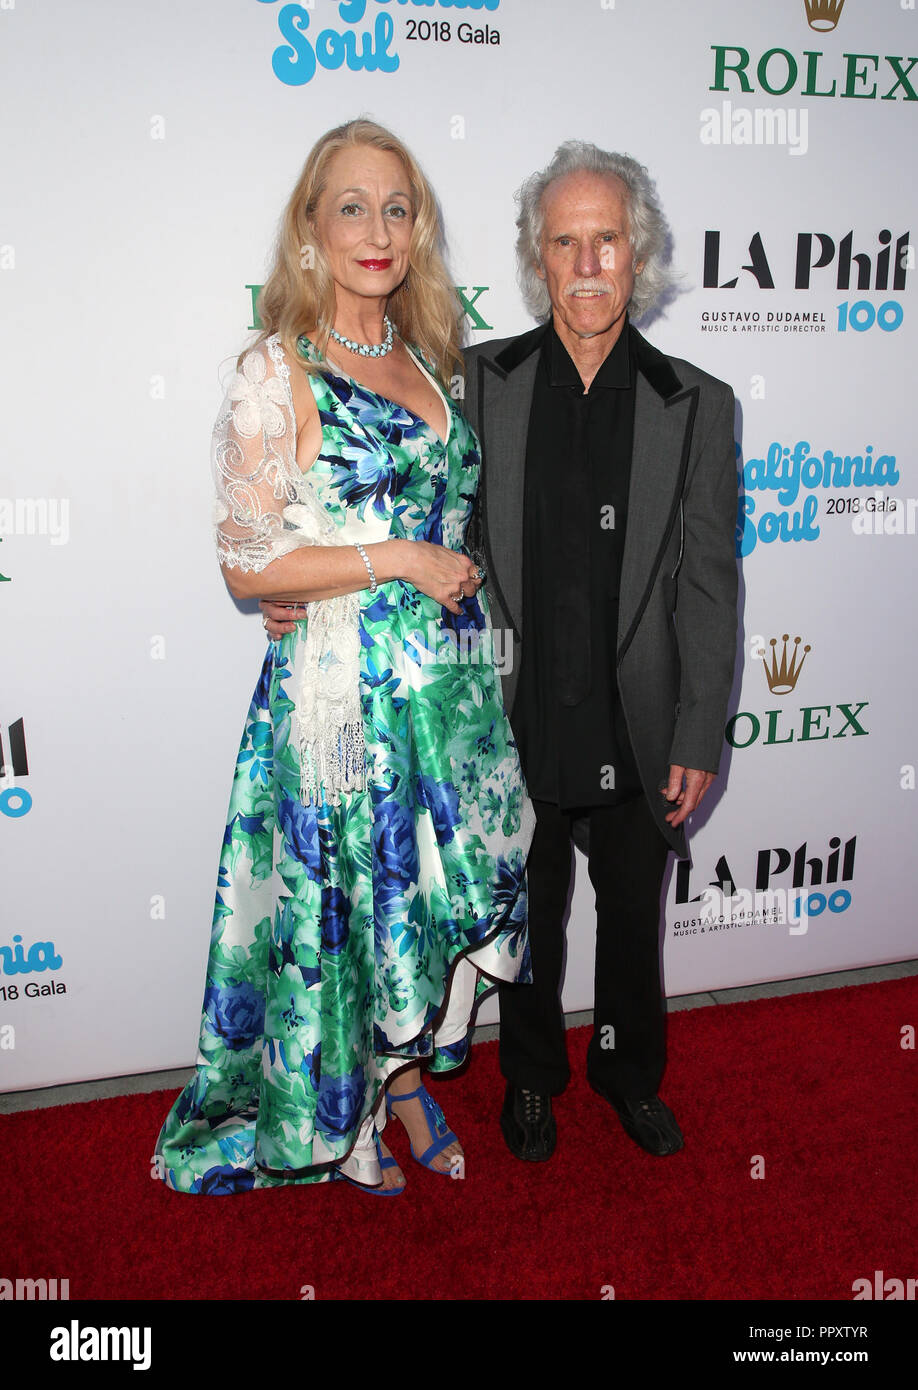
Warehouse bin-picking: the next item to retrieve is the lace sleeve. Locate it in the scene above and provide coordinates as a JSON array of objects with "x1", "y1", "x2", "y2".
[{"x1": 212, "y1": 335, "x2": 308, "y2": 573}]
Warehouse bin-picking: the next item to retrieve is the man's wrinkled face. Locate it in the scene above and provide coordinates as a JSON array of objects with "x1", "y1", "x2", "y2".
[{"x1": 536, "y1": 171, "x2": 644, "y2": 342}]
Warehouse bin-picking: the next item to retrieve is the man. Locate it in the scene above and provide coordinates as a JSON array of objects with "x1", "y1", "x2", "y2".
[{"x1": 461, "y1": 142, "x2": 738, "y2": 1161}]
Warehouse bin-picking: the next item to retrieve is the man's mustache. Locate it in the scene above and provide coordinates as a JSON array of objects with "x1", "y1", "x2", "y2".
[{"x1": 564, "y1": 279, "x2": 610, "y2": 297}]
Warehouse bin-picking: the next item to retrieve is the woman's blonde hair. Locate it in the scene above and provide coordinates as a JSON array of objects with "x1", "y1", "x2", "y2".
[{"x1": 252, "y1": 118, "x2": 462, "y2": 387}]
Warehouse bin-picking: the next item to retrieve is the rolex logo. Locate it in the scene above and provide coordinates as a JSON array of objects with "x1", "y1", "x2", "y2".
[
  {"x1": 805, "y1": 0, "x2": 846, "y2": 32},
  {"x1": 728, "y1": 633, "x2": 866, "y2": 749},
  {"x1": 757, "y1": 635, "x2": 811, "y2": 695}
]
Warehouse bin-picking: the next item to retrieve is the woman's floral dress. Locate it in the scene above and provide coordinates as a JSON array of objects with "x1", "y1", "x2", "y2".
[{"x1": 154, "y1": 334, "x2": 534, "y2": 1193}]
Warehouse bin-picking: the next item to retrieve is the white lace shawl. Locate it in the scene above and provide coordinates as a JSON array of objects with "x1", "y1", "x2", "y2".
[{"x1": 212, "y1": 335, "x2": 366, "y2": 804}]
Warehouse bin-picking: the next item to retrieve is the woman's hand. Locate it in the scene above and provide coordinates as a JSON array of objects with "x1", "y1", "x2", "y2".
[
  {"x1": 399, "y1": 540, "x2": 483, "y2": 615},
  {"x1": 258, "y1": 540, "x2": 484, "y2": 638}
]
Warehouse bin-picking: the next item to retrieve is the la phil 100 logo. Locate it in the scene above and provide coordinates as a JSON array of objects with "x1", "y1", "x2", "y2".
[{"x1": 1, "y1": 719, "x2": 31, "y2": 818}]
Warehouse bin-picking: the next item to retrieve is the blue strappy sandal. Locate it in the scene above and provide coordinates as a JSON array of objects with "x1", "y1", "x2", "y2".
[
  {"x1": 336, "y1": 1128, "x2": 405, "y2": 1197},
  {"x1": 386, "y1": 1085, "x2": 462, "y2": 1175}
]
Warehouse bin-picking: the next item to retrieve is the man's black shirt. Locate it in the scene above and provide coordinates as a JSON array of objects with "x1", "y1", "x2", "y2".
[{"x1": 511, "y1": 319, "x2": 643, "y2": 808}]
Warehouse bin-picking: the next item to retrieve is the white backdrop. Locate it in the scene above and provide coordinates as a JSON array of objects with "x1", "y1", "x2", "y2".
[{"x1": 1, "y1": 0, "x2": 916, "y2": 1089}]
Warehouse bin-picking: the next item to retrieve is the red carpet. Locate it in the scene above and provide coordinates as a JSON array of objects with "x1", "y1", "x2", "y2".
[{"x1": 3, "y1": 977, "x2": 916, "y2": 1301}]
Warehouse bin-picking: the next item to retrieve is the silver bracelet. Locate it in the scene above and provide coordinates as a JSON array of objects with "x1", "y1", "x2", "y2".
[{"x1": 354, "y1": 542, "x2": 377, "y2": 593}]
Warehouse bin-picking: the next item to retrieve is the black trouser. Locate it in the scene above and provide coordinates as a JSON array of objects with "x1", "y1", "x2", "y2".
[{"x1": 498, "y1": 793, "x2": 671, "y2": 1104}]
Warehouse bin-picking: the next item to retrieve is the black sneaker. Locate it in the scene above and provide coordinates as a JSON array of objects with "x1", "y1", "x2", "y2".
[
  {"x1": 590, "y1": 1082, "x2": 684, "y2": 1156},
  {"x1": 499, "y1": 1082, "x2": 557, "y2": 1162}
]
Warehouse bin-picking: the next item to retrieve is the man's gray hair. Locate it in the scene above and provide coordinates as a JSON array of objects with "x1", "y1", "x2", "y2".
[{"x1": 515, "y1": 141, "x2": 672, "y2": 322}]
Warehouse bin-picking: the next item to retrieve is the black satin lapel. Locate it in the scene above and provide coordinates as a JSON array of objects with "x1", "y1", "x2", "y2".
[{"x1": 478, "y1": 354, "x2": 539, "y2": 640}]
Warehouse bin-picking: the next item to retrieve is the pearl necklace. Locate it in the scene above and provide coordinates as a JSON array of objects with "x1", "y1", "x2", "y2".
[{"x1": 328, "y1": 315, "x2": 395, "y2": 358}]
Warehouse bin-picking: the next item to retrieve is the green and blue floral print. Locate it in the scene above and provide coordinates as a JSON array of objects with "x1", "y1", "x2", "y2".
[{"x1": 154, "y1": 336, "x2": 533, "y2": 1193}]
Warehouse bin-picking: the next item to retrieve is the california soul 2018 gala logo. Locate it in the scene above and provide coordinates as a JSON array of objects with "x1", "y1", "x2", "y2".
[
  {"x1": 736, "y1": 438, "x2": 900, "y2": 556},
  {"x1": 255, "y1": 0, "x2": 502, "y2": 86}
]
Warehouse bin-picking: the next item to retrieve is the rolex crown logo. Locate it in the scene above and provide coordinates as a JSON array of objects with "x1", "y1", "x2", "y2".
[
  {"x1": 757, "y1": 634, "x2": 811, "y2": 695},
  {"x1": 804, "y1": 0, "x2": 846, "y2": 32}
]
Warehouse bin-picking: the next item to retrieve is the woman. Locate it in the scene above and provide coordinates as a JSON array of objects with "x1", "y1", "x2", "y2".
[{"x1": 154, "y1": 119, "x2": 533, "y2": 1195}]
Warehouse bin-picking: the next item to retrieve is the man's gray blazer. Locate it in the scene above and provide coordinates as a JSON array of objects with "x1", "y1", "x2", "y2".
[{"x1": 462, "y1": 322, "x2": 739, "y2": 858}]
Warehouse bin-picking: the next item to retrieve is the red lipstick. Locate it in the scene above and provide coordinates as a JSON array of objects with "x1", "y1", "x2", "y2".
[{"x1": 357, "y1": 258, "x2": 393, "y2": 270}]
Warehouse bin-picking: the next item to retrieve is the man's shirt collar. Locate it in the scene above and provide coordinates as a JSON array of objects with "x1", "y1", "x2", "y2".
[{"x1": 544, "y1": 316, "x2": 633, "y2": 392}]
